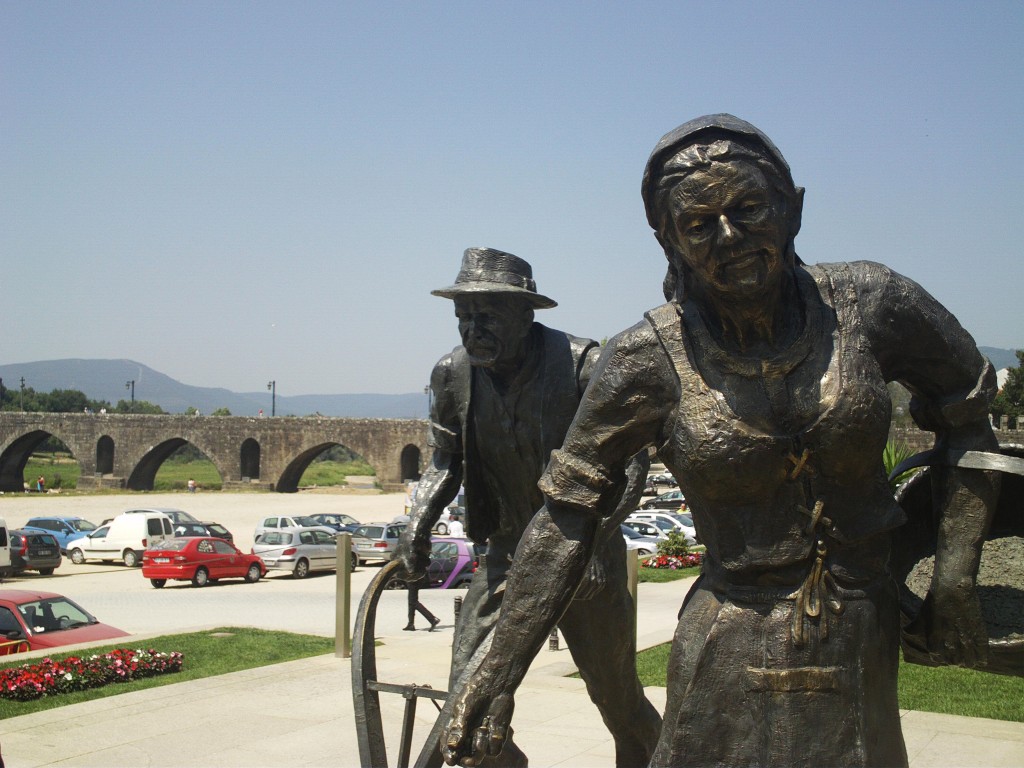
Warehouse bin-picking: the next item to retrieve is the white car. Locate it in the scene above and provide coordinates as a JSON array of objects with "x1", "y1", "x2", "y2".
[
  {"x1": 627, "y1": 511, "x2": 698, "y2": 544},
  {"x1": 67, "y1": 511, "x2": 174, "y2": 567},
  {"x1": 254, "y1": 515, "x2": 335, "y2": 540},
  {"x1": 622, "y1": 519, "x2": 670, "y2": 540}
]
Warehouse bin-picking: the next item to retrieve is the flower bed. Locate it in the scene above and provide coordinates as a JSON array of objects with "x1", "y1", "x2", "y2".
[
  {"x1": 0, "y1": 648, "x2": 183, "y2": 701},
  {"x1": 642, "y1": 552, "x2": 703, "y2": 570}
]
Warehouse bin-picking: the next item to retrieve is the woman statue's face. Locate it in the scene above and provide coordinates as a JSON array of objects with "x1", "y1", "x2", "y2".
[{"x1": 665, "y1": 159, "x2": 790, "y2": 300}]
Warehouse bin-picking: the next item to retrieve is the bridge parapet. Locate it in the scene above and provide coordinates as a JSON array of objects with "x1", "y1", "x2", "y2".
[{"x1": 0, "y1": 413, "x2": 429, "y2": 493}]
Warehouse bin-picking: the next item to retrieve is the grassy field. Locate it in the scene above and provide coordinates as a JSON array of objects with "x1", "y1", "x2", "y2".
[
  {"x1": 634, "y1": 642, "x2": 1024, "y2": 722},
  {"x1": 23, "y1": 454, "x2": 80, "y2": 491},
  {"x1": 0, "y1": 627, "x2": 334, "y2": 719},
  {"x1": 21, "y1": 454, "x2": 374, "y2": 492}
]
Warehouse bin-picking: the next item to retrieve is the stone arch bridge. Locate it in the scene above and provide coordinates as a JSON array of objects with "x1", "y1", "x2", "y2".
[{"x1": 0, "y1": 413, "x2": 429, "y2": 493}]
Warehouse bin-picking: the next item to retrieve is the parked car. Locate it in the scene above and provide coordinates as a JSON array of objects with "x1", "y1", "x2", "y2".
[
  {"x1": 384, "y1": 537, "x2": 483, "y2": 590},
  {"x1": 9, "y1": 530, "x2": 62, "y2": 575},
  {"x1": 127, "y1": 508, "x2": 199, "y2": 525},
  {"x1": 22, "y1": 516, "x2": 99, "y2": 554},
  {"x1": 254, "y1": 515, "x2": 336, "y2": 539},
  {"x1": 350, "y1": 522, "x2": 406, "y2": 564},
  {"x1": 425, "y1": 538, "x2": 481, "y2": 588},
  {"x1": 621, "y1": 525, "x2": 661, "y2": 556},
  {"x1": 170, "y1": 521, "x2": 235, "y2": 544},
  {"x1": 141, "y1": 537, "x2": 266, "y2": 588},
  {"x1": 0, "y1": 589, "x2": 129, "y2": 652},
  {"x1": 639, "y1": 489, "x2": 687, "y2": 511},
  {"x1": 628, "y1": 511, "x2": 698, "y2": 544},
  {"x1": 101, "y1": 507, "x2": 199, "y2": 527},
  {"x1": 621, "y1": 519, "x2": 669, "y2": 541},
  {"x1": 649, "y1": 473, "x2": 678, "y2": 488},
  {"x1": 252, "y1": 527, "x2": 356, "y2": 577},
  {"x1": 432, "y1": 506, "x2": 465, "y2": 535},
  {"x1": 0, "y1": 518, "x2": 9, "y2": 578},
  {"x1": 307, "y1": 513, "x2": 361, "y2": 532},
  {"x1": 67, "y1": 511, "x2": 174, "y2": 567}
]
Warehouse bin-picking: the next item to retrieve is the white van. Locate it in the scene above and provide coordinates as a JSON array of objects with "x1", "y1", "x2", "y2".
[
  {"x1": 0, "y1": 518, "x2": 10, "y2": 578},
  {"x1": 66, "y1": 511, "x2": 173, "y2": 567}
]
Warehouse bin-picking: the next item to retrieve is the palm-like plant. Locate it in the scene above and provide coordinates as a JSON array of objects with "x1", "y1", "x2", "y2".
[{"x1": 883, "y1": 439, "x2": 918, "y2": 491}]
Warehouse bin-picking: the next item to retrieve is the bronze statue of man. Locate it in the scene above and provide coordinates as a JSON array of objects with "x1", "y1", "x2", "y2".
[
  {"x1": 396, "y1": 247, "x2": 662, "y2": 767},
  {"x1": 439, "y1": 117, "x2": 1001, "y2": 767}
]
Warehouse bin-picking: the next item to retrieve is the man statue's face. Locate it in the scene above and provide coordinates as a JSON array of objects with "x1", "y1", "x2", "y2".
[{"x1": 454, "y1": 295, "x2": 534, "y2": 369}]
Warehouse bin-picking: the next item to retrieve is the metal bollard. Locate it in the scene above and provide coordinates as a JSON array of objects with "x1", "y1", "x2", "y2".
[{"x1": 548, "y1": 627, "x2": 560, "y2": 651}]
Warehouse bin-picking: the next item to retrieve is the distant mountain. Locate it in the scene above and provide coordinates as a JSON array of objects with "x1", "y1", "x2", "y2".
[
  {"x1": 979, "y1": 347, "x2": 1020, "y2": 372},
  {"x1": 0, "y1": 359, "x2": 428, "y2": 418},
  {"x1": 2, "y1": 350, "x2": 1018, "y2": 417}
]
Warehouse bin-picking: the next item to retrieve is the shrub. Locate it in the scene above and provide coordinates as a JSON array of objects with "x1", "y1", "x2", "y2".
[{"x1": 657, "y1": 530, "x2": 692, "y2": 558}]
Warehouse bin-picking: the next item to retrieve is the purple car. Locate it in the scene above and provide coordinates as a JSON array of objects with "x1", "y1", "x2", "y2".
[{"x1": 425, "y1": 538, "x2": 484, "y2": 589}]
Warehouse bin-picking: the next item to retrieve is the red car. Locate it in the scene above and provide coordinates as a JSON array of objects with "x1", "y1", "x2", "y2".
[
  {"x1": 142, "y1": 537, "x2": 266, "y2": 588},
  {"x1": 0, "y1": 589, "x2": 130, "y2": 654}
]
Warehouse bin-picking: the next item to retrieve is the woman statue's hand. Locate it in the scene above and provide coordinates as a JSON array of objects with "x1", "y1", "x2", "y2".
[{"x1": 442, "y1": 665, "x2": 516, "y2": 766}]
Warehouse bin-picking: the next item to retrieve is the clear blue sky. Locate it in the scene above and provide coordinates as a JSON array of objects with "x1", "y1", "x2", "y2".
[{"x1": 3, "y1": 1, "x2": 1021, "y2": 395}]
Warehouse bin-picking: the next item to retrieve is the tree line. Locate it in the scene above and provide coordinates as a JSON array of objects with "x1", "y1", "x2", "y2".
[
  {"x1": 0, "y1": 384, "x2": 232, "y2": 416},
  {"x1": 992, "y1": 350, "x2": 1024, "y2": 420}
]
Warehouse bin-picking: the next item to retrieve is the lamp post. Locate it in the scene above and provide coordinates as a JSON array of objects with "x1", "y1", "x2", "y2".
[
  {"x1": 125, "y1": 380, "x2": 135, "y2": 413},
  {"x1": 0, "y1": 377, "x2": 4, "y2": 410},
  {"x1": 20, "y1": 377, "x2": 26, "y2": 411},
  {"x1": 267, "y1": 380, "x2": 276, "y2": 417},
  {"x1": 423, "y1": 384, "x2": 431, "y2": 418}
]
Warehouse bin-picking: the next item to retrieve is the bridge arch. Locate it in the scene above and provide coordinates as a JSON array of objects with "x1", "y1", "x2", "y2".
[
  {"x1": 126, "y1": 437, "x2": 229, "y2": 492},
  {"x1": 0, "y1": 425, "x2": 92, "y2": 493},
  {"x1": 96, "y1": 435, "x2": 115, "y2": 475},
  {"x1": 240, "y1": 438, "x2": 260, "y2": 480},
  {"x1": 400, "y1": 444, "x2": 422, "y2": 481},
  {"x1": 275, "y1": 441, "x2": 373, "y2": 494}
]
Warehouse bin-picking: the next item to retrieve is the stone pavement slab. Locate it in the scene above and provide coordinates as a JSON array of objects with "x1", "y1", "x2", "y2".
[{"x1": 0, "y1": 576, "x2": 1021, "y2": 767}]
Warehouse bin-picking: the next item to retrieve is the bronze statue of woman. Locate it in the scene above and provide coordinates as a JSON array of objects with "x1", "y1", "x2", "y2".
[{"x1": 440, "y1": 114, "x2": 1000, "y2": 767}]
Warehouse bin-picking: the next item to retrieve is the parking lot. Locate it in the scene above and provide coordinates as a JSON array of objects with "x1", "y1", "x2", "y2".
[{"x1": 0, "y1": 488, "x2": 460, "y2": 641}]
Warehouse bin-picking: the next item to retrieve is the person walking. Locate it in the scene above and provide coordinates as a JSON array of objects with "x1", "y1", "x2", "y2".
[
  {"x1": 404, "y1": 574, "x2": 440, "y2": 631},
  {"x1": 446, "y1": 512, "x2": 465, "y2": 538}
]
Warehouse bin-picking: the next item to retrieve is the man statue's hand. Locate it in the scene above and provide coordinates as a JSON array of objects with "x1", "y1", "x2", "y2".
[
  {"x1": 442, "y1": 673, "x2": 515, "y2": 767},
  {"x1": 396, "y1": 527, "x2": 431, "y2": 579},
  {"x1": 573, "y1": 555, "x2": 607, "y2": 601}
]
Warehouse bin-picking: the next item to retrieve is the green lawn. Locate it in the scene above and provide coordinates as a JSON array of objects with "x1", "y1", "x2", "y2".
[
  {"x1": 20, "y1": 454, "x2": 374, "y2": 492},
  {"x1": 23, "y1": 454, "x2": 80, "y2": 491},
  {"x1": 635, "y1": 642, "x2": 1024, "y2": 722},
  {"x1": 638, "y1": 566, "x2": 700, "y2": 583},
  {"x1": 0, "y1": 627, "x2": 334, "y2": 719}
]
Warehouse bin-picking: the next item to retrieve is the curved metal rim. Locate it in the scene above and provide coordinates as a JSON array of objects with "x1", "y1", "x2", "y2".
[{"x1": 353, "y1": 558, "x2": 406, "y2": 768}]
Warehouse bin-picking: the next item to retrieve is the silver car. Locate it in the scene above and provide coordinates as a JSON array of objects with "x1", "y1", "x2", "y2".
[
  {"x1": 350, "y1": 522, "x2": 406, "y2": 564},
  {"x1": 620, "y1": 524, "x2": 661, "y2": 556},
  {"x1": 252, "y1": 527, "x2": 355, "y2": 578}
]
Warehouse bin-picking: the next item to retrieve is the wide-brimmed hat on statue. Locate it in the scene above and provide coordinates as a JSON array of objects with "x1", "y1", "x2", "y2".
[{"x1": 431, "y1": 247, "x2": 557, "y2": 309}]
